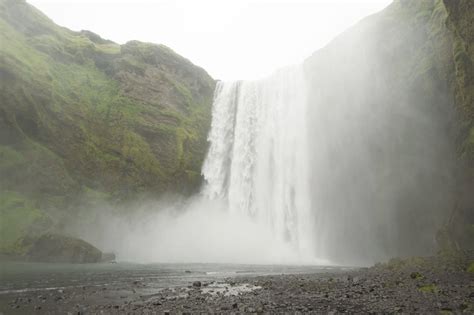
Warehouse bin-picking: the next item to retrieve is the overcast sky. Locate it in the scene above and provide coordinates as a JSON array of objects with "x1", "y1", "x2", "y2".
[{"x1": 27, "y1": 0, "x2": 392, "y2": 80}]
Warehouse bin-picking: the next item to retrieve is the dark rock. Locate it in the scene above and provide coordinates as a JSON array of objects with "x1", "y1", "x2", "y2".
[
  {"x1": 192, "y1": 281, "x2": 201, "y2": 287},
  {"x1": 26, "y1": 233, "x2": 102, "y2": 263},
  {"x1": 101, "y1": 252, "x2": 116, "y2": 262},
  {"x1": 410, "y1": 272, "x2": 422, "y2": 279}
]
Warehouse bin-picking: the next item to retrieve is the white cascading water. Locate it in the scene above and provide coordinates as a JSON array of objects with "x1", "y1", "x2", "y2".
[{"x1": 202, "y1": 65, "x2": 315, "y2": 258}]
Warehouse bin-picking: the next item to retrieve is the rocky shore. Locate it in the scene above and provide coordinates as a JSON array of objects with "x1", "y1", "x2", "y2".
[{"x1": 1, "y1": 253, "x2": 473, "y2": 314}]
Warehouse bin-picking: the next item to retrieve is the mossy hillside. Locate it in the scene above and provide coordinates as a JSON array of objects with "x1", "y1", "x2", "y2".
[
  {"x1": 467, "y1": 262, "x2": 474, "y2": 273},
  {"x1": 0, "y1": 141, "x2": 76, "y2": 195},
  {"x1": 377, "y1": 0, "x2": 474, "y2": 252},
  {"x1": 0, "y1": 191, "x2": 51, "y2": 254},
  {"x1": 442, "y1": 0, "x2": 474, "y2": 168},
  {"x1": 1, "y1": 0, "x2": 214, "y2": 193},
  {"x1": 0, "y1": 0, "x2": 215, "y2": 252},
  {"x1": 302, "y1": 0, "x2": 460, "y2": 261},
  {"x1": 435, "y1": 0, "x2": 474, "y2": 252}
]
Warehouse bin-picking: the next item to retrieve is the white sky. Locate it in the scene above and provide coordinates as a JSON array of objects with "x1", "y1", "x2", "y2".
[{"x1": 27, "y1": 0, "x2": 392, "y2": 80}]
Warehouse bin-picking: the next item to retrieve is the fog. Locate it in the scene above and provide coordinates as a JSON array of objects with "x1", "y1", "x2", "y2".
[
  {"x1": 303, "y1": 2, "x2": 457, "y2": 265},
  {"x1": 68, "y1": 67, "x2": 331, "y2": 266},
  {"x1": 67, "y1": 197, "x2": 331, "y2": 265},
  {"x1": 62, "y1": 2, "x2": 457, "y2": 267}
]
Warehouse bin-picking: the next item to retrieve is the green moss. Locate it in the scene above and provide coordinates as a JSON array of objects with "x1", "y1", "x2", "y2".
[
  {"x1": 0, "y1": 20, "x2": 51, "y2": 85},
  {"x1": 0, "y1": 139, "x2": 76, "y2": 197},
  {"x1": 0, "y1": 0, "x2": 214, "y2": 216},
  {"x1": 0, "y1": 191, "x2": 45, "y2": 254},
  {"x1": 418, "y1": 284, "x2": 438, "y2": 293},
  {"x1": 443, "y1": 0, "x2": 474, "y2": 170},
  {"x1": 27, "y1": 232, "x2": 102, "y2": 263},
  {"x1": 410, "y1": 271, "x2": 424, "y2": 280},
  {"x1": 167, "y1": 76, "x2": 194, "y2": 108},
  {"x1": 83, "y1": 187, "x2": 110, "y2": 201},
  {"x1": 386, "y1": 256, "x2": 427, "y2": 270},
  {"x1": 461, "y1": 126, "x2": 474, "y2": 160},
  {"x1": 452, "y1": 38, "x2": 471, "y2": 97},
  {"x1": 0, "y1": 145, "x2": 26, "y2": 171},
  {"x1": 467, "y1": 262, "x2": 474, "y2": 273}
]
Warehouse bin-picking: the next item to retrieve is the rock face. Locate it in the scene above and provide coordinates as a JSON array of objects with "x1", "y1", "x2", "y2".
[
  {"x1": 0, "y1": 0, "x2": 215, "y2": 198},
  {"x1": 303, "y1": 0, "x2": 473, "y2": 263},
  {"x1": 100, "y1": 252, "x2": 116, "y2": 262},
  {"x1": 26, "y1": 233, "x2": 102, "y2": 263},
  {"x1": 0, "y1": 0, "x2": 215, "y2": 252}
]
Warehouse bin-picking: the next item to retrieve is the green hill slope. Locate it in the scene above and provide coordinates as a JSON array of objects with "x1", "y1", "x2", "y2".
[{"x1": 0, "y1": 0, "x2": 215, "y2": 253}]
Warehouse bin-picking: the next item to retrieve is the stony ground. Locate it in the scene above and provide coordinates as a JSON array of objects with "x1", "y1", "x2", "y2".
[{"x1": 1, "y1": 254, "x2": 473, "y2": 314}]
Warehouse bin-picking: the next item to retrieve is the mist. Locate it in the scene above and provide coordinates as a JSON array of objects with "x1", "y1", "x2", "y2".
[
  {"x1": 303, "y1": 1, "x2": 457, "y2": 265},
  {"x1": 66, "y1": 196, "x2": 334, "y2": 265},
  {"x1": 3, "y1": 0, "x2": 458, "y2": 268},
  {"x1": 59, "y1": 2, "x2": 459, "y2": 267}
]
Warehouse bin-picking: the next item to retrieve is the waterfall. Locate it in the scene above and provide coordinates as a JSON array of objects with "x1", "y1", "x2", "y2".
[{"x1": 202, "y1": 65, "x2": 314, "y2": 257}]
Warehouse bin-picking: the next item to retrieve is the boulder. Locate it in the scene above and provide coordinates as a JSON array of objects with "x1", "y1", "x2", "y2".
[
  {"x1": 100, "y1": 252, "x2": 116, "y2": 263},
  {"x1": 26, "y1": 233, "x2": 102, "y2": 263}
]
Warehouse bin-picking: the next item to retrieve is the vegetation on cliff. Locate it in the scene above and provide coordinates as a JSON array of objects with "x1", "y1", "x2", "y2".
[
  {"x1": 438, "y1": 0, "x2": 474, "y2": 252},
  {"x1": 303, "y1": 0, "x2": 473, "y2": 262},
  {"x1": 0, "y1": 0, "x2": 215, "y2": 253}
]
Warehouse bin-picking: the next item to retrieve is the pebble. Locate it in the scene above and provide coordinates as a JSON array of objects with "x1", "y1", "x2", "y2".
[{"x1": 2, "y1": 254, "x2": 472, "y2": 314}]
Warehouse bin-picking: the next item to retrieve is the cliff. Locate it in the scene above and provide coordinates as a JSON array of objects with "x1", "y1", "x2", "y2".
[
  {"x1": 0, "y1": 0, "x2": 215, "y2": 253},
  {"x1": 303, "y1": 0, "x2": 473, "y2": 263}
]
